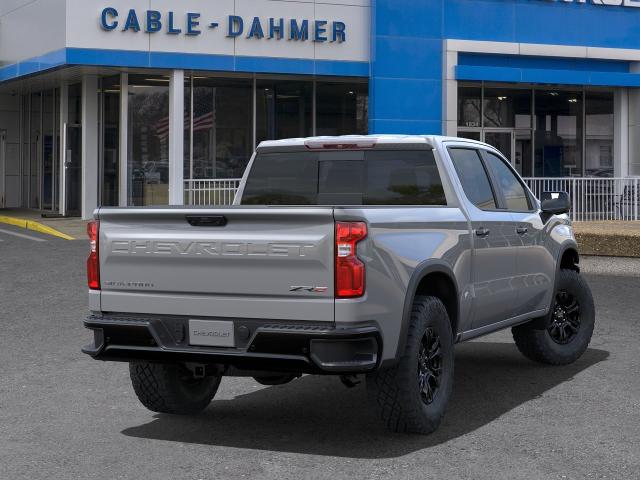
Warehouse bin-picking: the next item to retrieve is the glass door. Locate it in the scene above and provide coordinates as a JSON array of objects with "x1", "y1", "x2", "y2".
[
  {"x1": 514, "y1": 130, "x2": 532, "y2": 176},
  {"x1": 40, "y1": 89, "x2": 59, "y2": 214},
  {"x1": 64, "y1": 123, "x2": 82, "y2": 216},
  {"x1": 483, "y1": 130, "x2": 514, "y2": 162}
]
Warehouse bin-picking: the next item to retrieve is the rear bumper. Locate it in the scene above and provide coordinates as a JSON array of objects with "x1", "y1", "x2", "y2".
[{"x1": 82, "y1": 313, "x2": 382, "y2": 375}]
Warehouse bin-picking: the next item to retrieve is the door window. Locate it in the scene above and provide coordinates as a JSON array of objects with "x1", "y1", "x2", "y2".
[
  {"x1": 448, "y1": 148, "x2": 497, "y2": 210},
  {"x1": 482, "y1": 151, "x2": 531, "y2": 211}
]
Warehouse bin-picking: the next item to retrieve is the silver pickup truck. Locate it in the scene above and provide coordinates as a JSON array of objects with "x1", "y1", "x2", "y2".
[{"x1": 82, "y1": 135, "x2": 595, "y2": 434}]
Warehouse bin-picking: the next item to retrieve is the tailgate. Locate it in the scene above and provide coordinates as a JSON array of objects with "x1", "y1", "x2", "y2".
[{"x1": 97, "y1": 207, "x2": 335, "y2": 322}]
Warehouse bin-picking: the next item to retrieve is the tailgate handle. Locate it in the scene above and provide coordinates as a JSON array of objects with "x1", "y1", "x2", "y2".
[{"x1": 186, "y1": 215, "x2": 227, "y2": 227}]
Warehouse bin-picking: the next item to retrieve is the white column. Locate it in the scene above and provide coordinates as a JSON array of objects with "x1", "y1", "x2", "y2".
[
  {"x1": 118, "y1": 72, "x2": 128, "y2": 206},
  {"x1": 442, "y1": 41, "x2": 458, "y2": 137},
  {"x1": 614, "y1": 88, "x2": 628, "y2": 178},
  {"x1": 168, "y1": 69, "x2": 184, "y2": 205},
  {"x1": 58, "y1": 82, "x2": 68, "y2": 216},
  {"x1": 81, "y1": 75, "x2": 99, "y2": 219}
]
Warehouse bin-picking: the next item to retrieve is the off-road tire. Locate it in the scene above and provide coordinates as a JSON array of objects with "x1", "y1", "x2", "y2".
[
  {"x1": 512, "y1": 269, "x2": 595, "y2": 365},
  {"x1": 367, "y1": 296, "x2": 454, "y2": 434},
  {"x1": 129, "y1": 362, "x2": 221, "y2": 414}
]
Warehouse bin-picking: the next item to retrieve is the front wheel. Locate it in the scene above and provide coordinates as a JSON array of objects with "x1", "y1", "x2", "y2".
[
  {"x1": 129, "y1": 362, "x2": 221, "y2": 414},
  {"x1": 367, "y1": 296, "x2": 454, "y2": 434},
  {"x1": 512, "y1": 269, "x2": 595, "y2": 365}
]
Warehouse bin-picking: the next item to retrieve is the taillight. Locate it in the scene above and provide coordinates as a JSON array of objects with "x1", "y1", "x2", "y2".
[
  {"x1": 335, "y1": 222, "x2": 367, "y2": 298},
  {"x1": 87, "y1": 220, "x2": 100, "y2": 290}
]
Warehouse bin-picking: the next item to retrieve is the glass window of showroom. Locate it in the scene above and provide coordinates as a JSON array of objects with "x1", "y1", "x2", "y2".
[
  {"x1": 458, "y1": 82, "x2": 614, "y2": 178},
  {"x1": 99, "y1": 73, "x2": 368, "y2": 207}
]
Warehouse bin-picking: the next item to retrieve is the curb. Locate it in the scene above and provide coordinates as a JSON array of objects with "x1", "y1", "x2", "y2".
[
  {"x1": 0, "y1": 215, "x2": 76, "y2": 240},
  {"x1": 575, "y1": 231, "x2": 640, "y2": 258}
]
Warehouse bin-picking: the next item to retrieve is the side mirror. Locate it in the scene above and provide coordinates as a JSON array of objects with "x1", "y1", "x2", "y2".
[{"x1": 540, "y1": 191, "x2": 571, "y2": 215}]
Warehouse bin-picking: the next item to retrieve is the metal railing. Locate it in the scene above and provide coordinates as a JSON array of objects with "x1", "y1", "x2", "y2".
[
  {"x1": 183, "y1": 176, "x2": 640, "y2": 221},
  {"x1": 524, "y1": 177, "x2": 640, "y2": 222},
  {"x1": 184, "y1": 178, "x2": 241, "y2": 206}
]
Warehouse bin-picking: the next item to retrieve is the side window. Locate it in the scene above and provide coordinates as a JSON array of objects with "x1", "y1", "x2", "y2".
[
  {"x1": 483, "y1": 151, "x2": 531, "y2": 211},
  {"x1": 448, "y1": 148, "x2": 497, "y2": 210}
]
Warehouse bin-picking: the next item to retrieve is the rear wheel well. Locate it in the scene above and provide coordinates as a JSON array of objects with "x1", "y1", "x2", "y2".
[
  {"x1": 414, "y1": 272, "x2": 458, "y2": 336},
  {"x1": 560, "y1": 248, "x2": 580, "y2": 272}
]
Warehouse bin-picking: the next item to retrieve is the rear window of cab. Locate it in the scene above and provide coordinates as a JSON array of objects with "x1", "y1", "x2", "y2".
[{"x1": 241, "y1": 150, "x2": 447, "y2": 206}]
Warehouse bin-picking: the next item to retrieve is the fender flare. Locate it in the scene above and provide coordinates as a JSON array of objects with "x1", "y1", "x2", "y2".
[
  {"x1": 528, "y1": 240, "x2": 580, "y2": 331},
  {"x1": 381, "y1": 260, "x2": 459, "y2": 368},
  {"x1": 553, "y1": 239, "x2": 580, "y2": 292},
  {"x1": 557, "y1": 240, "x2": 580, "y2": 270}
]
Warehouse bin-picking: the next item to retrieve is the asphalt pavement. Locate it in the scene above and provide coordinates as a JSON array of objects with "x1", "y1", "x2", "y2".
[{"x1": 0, "y1": 226, "x2": 638, "y2": 480}]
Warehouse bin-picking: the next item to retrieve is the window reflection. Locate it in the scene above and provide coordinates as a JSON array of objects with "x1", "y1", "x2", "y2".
[
  {"x1": 316, "y1": 82, "x2": 368, "y2": 136},
  {"x1": 185, "y1": 78, "x2": 253, "y2": 179},
  {"x1": 483, "y1": 88, "x2": 531, "y2": 129},
  {"x1": 256, "y1": 80, "x2": 313, "y2": 143},
  {"x1": 101, "y1": 76, "x2": 120, "y2": 206},
  {"x1": 458, "y1": 85, "x2": 481, "y2": 128},
  {"x1": 127, "y1": 75, "x2": 169, "y2": 206},
  {"x1": 585, "y1": 92, "x2": 614, "y2": 177},
  {"x1": 458, "y1": 84, "x2": 615, "y2": 178},
  {"x1": 534, "y1": 90, "x2": 583, "y2": 177},
  {"x1": 42, "y1": 90, "x2": 55, "y2": 211},
  {"x1": 100, "y1": 73, "x2": 370, "y2": 205}
]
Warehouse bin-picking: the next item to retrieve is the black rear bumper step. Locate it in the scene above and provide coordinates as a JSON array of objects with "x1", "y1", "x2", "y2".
[{"x1": 82, "y1": 314, "x2": 381, "y2": 375}]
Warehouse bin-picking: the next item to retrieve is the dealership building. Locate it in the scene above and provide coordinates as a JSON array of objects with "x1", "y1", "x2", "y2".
[{"x1": 1, "y1": 0, "x2": 640, "y2": 219}]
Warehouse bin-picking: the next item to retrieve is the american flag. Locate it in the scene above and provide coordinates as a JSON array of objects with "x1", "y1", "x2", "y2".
[{"x1": 155, "y1": 111, "x2": 215, "y2": 140}]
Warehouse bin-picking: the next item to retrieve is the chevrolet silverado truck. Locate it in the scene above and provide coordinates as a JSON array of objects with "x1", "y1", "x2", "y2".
[{"x1": 82, "y1": 135, "x2": 595, "y2": 434}]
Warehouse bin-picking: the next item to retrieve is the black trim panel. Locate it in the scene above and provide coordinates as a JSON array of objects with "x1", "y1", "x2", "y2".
[{"x1": 82, "y1": 314, "x2": 381, "y2": 375}]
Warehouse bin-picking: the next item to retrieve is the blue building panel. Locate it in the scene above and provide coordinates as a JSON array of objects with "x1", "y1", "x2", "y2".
[
  {"x1": 373, "y1": 37, "x2": 442, "y2": 80},
  {"x1": 458, "y1": 53, "x2": 631, "y2": 73},
  {"x1": 444, "y1": 0, "x2": 517, "y2": 43},
  {"x1": 370, "y1": 0, "x2": 640, "y2": 135},
  {"x1": 369, "y1": 0, "x2": 444, "y2": 134},
  {"x1": 455, "y1": 51, "x2": 640, "y2": 87},
  {"x1": 514, "y1": 2, "x2": 640, "y2": 48}
]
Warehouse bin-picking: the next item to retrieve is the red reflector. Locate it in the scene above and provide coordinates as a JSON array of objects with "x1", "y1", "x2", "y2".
[
  {"x1": 87, "y1": 220, "x2": 100, "y2": 290},
  {"x1": 335, "y1": 221, "x2": 367, "y2": 298}
]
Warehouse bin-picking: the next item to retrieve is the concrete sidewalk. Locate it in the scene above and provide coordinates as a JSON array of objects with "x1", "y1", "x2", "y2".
[
  {"x1": 580, "y1": 255, "x2": 640, "y2": 276},
  {"x1": 0, "y1": 208, "x2": 87, "y2": 240}
]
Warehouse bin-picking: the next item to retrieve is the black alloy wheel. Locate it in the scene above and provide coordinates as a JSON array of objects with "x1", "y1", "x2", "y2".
[
  {"x1": 548, "y1": 290, "x2": 581, "y2": 345},
  {"x1": 418, "y1": 327, "x2": 442, "y2": 405}
]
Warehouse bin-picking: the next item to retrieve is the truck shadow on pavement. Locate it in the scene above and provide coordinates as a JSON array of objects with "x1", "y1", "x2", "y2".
[{"x1": 122, "y1": 342, "x2": 608, "y2": 459}]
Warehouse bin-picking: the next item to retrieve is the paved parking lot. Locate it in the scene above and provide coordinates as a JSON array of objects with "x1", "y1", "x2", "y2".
[{"x1": 0, "y1": 225, "x2": 638, "y2": 480}]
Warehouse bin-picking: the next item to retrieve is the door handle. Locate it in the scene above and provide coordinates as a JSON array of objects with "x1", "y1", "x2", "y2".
[
  {"x1": 516, "y1": 226, "x2": 529, "y2": 235},
  {"x1": 475, "y1": 227, "x2": 491, "y2": 238}
]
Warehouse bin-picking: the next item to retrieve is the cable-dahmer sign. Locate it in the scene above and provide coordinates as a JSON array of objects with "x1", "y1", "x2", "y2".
[{"x1": 99, "y1": 7, "x2": 347, "y2": 43}]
